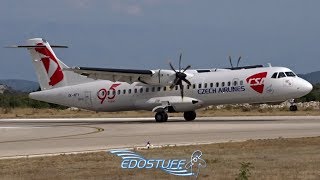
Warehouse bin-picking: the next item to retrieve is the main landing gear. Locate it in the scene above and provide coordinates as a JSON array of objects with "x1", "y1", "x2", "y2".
[
  {"x1": 154, "y1": 111, "x2": 197, "y2": 122},
  {"x1": 155, "y1": 111, "x2": 168, "y2": 122},
  {"x1": 184, "y1": 111, "x2": 197, "y2": 121}
]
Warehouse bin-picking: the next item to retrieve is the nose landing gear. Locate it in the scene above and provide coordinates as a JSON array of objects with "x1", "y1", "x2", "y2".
[
  {"x1": 289, "y1": 99, "x2": 298, "y2": 111},
  {"x1": 289, "y1": 105, "x2": 298, "y2": 111}
]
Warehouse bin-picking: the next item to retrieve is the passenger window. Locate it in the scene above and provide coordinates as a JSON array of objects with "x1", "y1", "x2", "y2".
[
  {"x1": 113, "y1": 91, "x2": 116, "y2": 95},
  {"x1": 193, "y1": 84, "x2": 196, "y2": 89},
  {"x1": 271, "y1": 72, "x2": 278, "y2": 79},
  {"x1": 198, "y1": 84, "x2": 202, "y2": 88},
  {"x1": 285, "y1": 72, "x2": 296, "y2": 77},
  {"x1": 240, "y1": 80, "x2": 243, "y2": 85},
  {"x1": 152, "y1": 87, "x2": 155, "y2": 92},
  {"x1": 163, "y1": 87, "x2": 166, "y2": 91},
  {"x1": 107, "y1": 91, "x2": 110, "y2": 95},
  {"x1": 227, "y1": 81, "x2": 231, "y2": 86},
  {"x1": 129, "y1": 89, "x2": 132, "y2": 94},
  {"x1": 216, "y1": 82, "x2": 219, "y2": 87},
  {"x1": 123, "y1": 90, "x2": 126, "y2": 94},
  {"x1": 204, "y1": 83, "x2": 207, "y2": 88},
  {"x1": 140, "y1": 88, "x2": 143, "y2": 93},
  {"x1": 134, "y1": 89, "x2": 137, "y2": 93},
  {"x1": 146, "y1": 88, "x2": 149, "y2": 92},
  {"x1": 210, "y1": 83, "x2": 213, "y2": 88},
  {"x1": 157, "y1": 87, "x2": 161, "y2": 91},
  {"x1": 175, "y1": 86, "x2": 178, "y2": 90},
  {"x1": 233, "y1": 81, "x2": 237, "y2": 86},
  {"x1": 222, "y1": 82, "x2": 225, "y2": 87},
  {"x1": 187, "y1": 85, "x2": 190, "y2": 89},
  {"x1": 278, "y1": 72, "x2": 286, "y2": 78}
]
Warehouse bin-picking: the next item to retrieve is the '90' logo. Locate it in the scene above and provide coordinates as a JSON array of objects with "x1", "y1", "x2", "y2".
[{"x1": 97, "y1": 83, "x2": 121, "y2": 104}]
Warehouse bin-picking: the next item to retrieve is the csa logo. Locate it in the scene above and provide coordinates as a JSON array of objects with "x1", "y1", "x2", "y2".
[
  {"x1": 35, "y1": 43, "x2": 64, "y2": 86},
  {"x1": 246, "y1": 72, "x2": 267, "y2": 94}
]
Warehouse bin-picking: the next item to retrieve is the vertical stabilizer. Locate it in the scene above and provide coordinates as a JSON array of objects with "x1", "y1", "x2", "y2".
[
  {"x1": 11, "y1": 38, "x2": 92, "y2": 90},
  {"x1": 26, "y1": 38, "x2": 68, "y2": 90}
]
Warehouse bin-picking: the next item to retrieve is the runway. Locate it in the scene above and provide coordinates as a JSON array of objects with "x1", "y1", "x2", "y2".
[{"x1": 1, "y1": 116, "x2": 320, "y2": 158}]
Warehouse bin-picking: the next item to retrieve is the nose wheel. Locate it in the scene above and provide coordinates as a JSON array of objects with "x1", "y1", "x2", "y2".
[
  {"x1": 289, "y1": 99, "x2": 298, "y2": 111},
  {"x1": 289, "y1": 105, "x2": 298, "y2": 111},
  {"x1": 155, "y1": 111, "x2": 168, "y2": 122}
]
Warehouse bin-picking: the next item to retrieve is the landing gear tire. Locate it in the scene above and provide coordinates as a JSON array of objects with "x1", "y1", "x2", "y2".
[
  {"x1": 155, "y1": 112, "x2": 168, "y2": 122},
  {"x1": 184, "y1": 111, "x2": 196, "y2": 121},
  {"x1": 289, "y1": 105, "x2": 298, "y2": 111}
]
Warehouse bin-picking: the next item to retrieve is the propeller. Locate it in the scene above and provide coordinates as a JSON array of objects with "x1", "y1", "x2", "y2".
[
  {"x1": 228, "y1": 56, "x2": 233, "y2": 68},
  {"x1": 169, "y1": 53, "x2": 191, "y2": 99},
  {"x1": 229, "y1": 55, "x2": 242, "y2": 68},
  {"x1": 236, "y1": 56, "x2": 242, "y2": 67}
]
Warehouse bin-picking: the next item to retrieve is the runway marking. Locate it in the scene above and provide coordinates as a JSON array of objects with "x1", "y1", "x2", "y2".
[
  {"x1": 0, "y1": 127, "x2": 39, "y2": 129},
  {"x1": 0, "y1": 125, "x2": 104, "y2": 144}
]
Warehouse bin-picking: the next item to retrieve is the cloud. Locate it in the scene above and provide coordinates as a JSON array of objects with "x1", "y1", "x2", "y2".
[
  {"x1": 110, "y1": 1, "x2": 143, "y2": 16},
  {"x1": 66, "y1": 0, "x2": 92, "y2": 9}
]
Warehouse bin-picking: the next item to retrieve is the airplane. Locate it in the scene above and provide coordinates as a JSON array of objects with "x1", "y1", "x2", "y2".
[{"x1": 9, "y1": 38, "x2": 313, "y2": 122}]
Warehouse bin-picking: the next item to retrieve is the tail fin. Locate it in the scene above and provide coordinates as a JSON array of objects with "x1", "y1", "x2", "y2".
[
  {"x1": 10, "y1": 38, "x2": 92, "y2": 90},
  {"x1": 27, "y1": 38, "x2": 68, "y2": 90}
]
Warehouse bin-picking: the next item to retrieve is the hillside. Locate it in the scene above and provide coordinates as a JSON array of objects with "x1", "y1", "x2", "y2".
[
  {"x1": 298, "y1": 71, "x2": 320, "y2": 84},
  {"x1": 0, "y1": 79, "x2": 39, "y2": 93}
]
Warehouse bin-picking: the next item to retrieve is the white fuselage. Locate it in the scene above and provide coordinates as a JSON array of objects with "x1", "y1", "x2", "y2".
[{"x1": 29, "y1": 66, "x2": 313, "y2": 112}]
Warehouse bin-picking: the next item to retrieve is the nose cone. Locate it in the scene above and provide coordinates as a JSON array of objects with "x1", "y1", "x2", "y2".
[{"x1": 297, "y1": 78, "x2": 313, "y2": 96}]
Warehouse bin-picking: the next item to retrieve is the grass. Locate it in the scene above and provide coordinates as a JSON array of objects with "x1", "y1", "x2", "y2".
[
  {"x1": 0, "y1": 107, "x2": 320, "y2": 119},
  {"x1": 1, "y1": 137, "x2": 320, "y2": 179}
]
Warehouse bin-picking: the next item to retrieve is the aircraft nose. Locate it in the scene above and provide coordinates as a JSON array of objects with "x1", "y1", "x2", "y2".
[{"x1": 297, "y1": 78, "x2": 313, "y2": 95}]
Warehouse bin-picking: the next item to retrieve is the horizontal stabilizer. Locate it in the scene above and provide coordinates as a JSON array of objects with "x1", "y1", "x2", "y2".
[{"x1": 5, "y1": 45, "x2": 68, "y2": 48}]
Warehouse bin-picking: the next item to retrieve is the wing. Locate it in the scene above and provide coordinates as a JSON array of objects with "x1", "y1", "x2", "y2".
[{"x1": 65, "y1": 66, "x2": 154, "y2": 84}]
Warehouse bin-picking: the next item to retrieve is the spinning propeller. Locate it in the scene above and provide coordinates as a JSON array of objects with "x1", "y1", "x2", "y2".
[{"x1": 169, "y1": 53, "x2": 191, "y2": 99}]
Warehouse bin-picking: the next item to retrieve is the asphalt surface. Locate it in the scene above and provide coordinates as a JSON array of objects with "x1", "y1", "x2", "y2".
[{"x1": 1, "y1": 116, "x2": 320, "y2": 158}]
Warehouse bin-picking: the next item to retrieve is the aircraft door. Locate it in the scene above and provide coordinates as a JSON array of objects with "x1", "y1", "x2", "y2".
[{"x1": 84, "y1": 91, "x2": 93, "y2": 108}]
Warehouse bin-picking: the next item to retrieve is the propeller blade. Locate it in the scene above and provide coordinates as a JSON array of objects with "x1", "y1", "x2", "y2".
[
  {"x1": 182, "y1": 65, "x2": 191, "y2": 72},
  {"x1": 158, "y1": 69, "x2": 161, "y2": 83},
  {"x1": 170, "y1": 78, "x2": 179, "y2": 89},
  {"x1": 183, "y1": 78, "x2": 191, "y2": 86},
  {"x1": 169, "y1": 62, "x2": 177, "y2": 72},
  {"x1": 236, "y1": 56, "x2": 242, "y2": 67},
  {"x1": 179, "y1": 53, "x2": 182, "y2": 72},
  {"x1": 229, "y1": 56, "x2": 233, "y2": 68},
  {"x1": 179, "y1": 83, "x2": 184, "y2": 99}
]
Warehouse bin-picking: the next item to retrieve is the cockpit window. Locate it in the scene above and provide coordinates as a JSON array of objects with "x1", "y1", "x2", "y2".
[
  {"x1": 285, "y1": 72, "x2": 296, "y2": 77},
  {"x1": 271, "y1": 72, "x2": 278, "y2": 79},
  {"x1": 278, "y1": 72, "x2": 286, "y2": 78}
]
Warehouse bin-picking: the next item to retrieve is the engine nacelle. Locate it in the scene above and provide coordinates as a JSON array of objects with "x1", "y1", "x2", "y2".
[
  {"x1": 150, "y1": 96, "x2": 203, "y2": 112},
  {"x1": 139, "y1": 69, "x2": 176, "y2": 86}
]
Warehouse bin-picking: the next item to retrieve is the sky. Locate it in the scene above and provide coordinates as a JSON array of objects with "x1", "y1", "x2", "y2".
[{"x1": 0, "y1": 0, "x2": 319, "y2": 81}]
